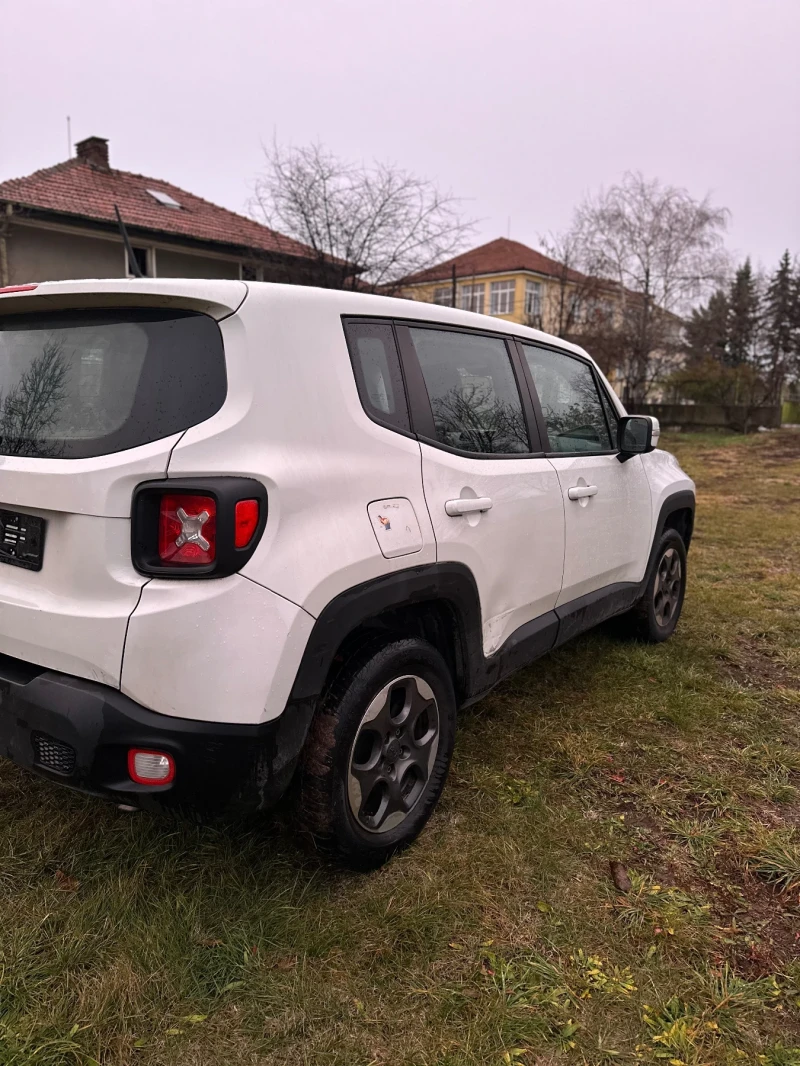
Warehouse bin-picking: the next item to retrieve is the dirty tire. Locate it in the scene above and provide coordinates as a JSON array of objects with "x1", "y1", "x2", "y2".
[
  {"x1": 299, "y1": 637, "x2": 456, "y2": 870},
  {"x1": 616, "y1": 529, "x2": 687, "y2": 643}
]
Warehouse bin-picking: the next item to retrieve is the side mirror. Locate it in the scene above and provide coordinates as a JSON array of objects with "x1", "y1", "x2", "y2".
[{"x1": 617, "y1": 415, "x2": 660, "y2": 461}]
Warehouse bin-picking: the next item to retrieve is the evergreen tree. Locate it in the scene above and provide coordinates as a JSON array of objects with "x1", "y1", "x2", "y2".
[
  {"x1": 726, "y1": 259, "x2": 760, "y2": 367},
  {"x1": 763, "y1": 251, "x2": 797, "y2": 400},
  {"x1": 685, "y1": 288, "x2": 729, "y2": 365}
]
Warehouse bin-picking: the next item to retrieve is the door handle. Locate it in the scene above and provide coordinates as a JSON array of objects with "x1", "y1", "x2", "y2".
[
  {"x1": 445, "y1": 496, "x2": 493, "y2": 516},
  {"x1": 567, "y1": 484, "x2": 598, "y2": 501}
]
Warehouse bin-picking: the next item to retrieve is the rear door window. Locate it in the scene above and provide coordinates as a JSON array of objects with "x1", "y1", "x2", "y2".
[
  {"x1": 408, "y1": 327, "x2": 530, "y2": 454},
  {"x1": 521, "y1": 344, "x2": 612, "y2": 453},
  {"x1": 0, "y1": 309, "x2": 226, "y2": 458}
]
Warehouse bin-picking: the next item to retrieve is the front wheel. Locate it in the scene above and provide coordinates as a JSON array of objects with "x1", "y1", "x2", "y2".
[
  {"x1": 617, "y1": 530, "x2": 688, "y2": 643},
  {"x1": 299, "y1": 637, "x2": 457, "y2": 869}
]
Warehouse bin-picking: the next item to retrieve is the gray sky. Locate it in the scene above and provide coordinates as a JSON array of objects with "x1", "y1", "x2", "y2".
[{"x1": 3, "y1": 0, "x2": 798, "y2": 272}]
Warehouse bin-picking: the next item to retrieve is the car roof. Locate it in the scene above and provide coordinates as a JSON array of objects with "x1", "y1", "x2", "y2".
[
  {"x1": 0, "y1": 278, "x2": 591, "y2": 361},
  {"x1": 244, "y1": 282, "x2": 591, "y2": 358}
]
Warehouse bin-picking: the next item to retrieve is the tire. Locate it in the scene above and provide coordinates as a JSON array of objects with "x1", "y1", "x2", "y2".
[
  {"x1": 617, "y1": 530, "x2": 688, "y2": 643},
  {"x1": 298, "y1": 637, "x2": 457, "y2": 870}
]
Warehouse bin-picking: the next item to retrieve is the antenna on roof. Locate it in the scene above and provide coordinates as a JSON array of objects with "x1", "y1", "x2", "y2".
[
  {"x1": 114, "y1": 204, "x2": 144, "y2": 278},
  {"x1": 66, "y1": 116, "x2": 72, "y2": 158}
]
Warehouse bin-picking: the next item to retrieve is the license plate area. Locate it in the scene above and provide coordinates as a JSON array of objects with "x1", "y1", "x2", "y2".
[{"x1": 0, "y1": 508, "x2": 46, "y2": 571}]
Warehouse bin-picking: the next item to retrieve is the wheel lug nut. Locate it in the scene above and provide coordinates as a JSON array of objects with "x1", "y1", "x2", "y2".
[{"x1": 395, "y1": 728, "x2": 402, "y2": 738}]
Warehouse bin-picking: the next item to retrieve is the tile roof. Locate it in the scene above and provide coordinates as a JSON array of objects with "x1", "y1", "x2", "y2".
[
  {"x1": 402, "y1": 237, "x2": 585, "y2": 285},
  {"x1": 0, "y1": 155, "x2": 316, "y2": 260}
]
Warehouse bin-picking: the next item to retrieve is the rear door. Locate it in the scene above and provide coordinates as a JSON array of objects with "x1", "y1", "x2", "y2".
[
  {"x1": 518, "y1": 342, "x2": 651, "y2": 607},
  {"x1": 397, "y1": 322, "x2": 565, "y2": 657},
  {"x1": 0, "y1": 295, "x2": 231, "y2": 684}
]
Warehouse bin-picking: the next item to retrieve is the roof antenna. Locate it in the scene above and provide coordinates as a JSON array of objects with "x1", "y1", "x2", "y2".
[
  {"x1": 66, "y1": 116, "x2": 72, "y2": 158},
  {"x1": 114, "y1": 204, "x2": 144, "y2": 278}
]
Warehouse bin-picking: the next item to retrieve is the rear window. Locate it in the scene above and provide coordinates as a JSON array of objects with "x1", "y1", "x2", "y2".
[{"x1": 0, "y1": 309, "x2": 226, "y2": 459}]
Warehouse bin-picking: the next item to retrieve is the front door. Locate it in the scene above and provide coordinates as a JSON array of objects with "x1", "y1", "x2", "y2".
[
  {"x1": 519, "y1": 342, "x2": 652, "y2": 606},
  {"x1": 400, "y1": 324, "x2": 565, "y2": 657}
]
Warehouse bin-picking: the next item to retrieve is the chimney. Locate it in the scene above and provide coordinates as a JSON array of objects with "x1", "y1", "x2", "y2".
[{"x1": 75, "y1": 136, "x2": 109, "y2": 170}]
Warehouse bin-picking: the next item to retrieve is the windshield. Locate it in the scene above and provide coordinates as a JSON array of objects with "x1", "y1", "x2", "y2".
[{"x1": 0, "y1": 308, "x2": 226, "y2": 459}]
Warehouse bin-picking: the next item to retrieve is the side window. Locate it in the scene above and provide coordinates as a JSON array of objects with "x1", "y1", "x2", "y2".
[
  {"x1": 408, "y1": 327, "x2": 530, "y2": 454},
  {"x1": 521, "y1": 344, "x2": 612, "y2": 453},
  {"x1": 598, "y1": 385, "x2": 620, "y2": 448},
  {"x1": 344, "y1": 321, "x2": 410, "y2": 432}
]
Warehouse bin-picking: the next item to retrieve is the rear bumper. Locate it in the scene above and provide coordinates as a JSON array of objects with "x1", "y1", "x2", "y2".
[{"x1": 0, "y1": 654, "x2": 313, "y2": 815}]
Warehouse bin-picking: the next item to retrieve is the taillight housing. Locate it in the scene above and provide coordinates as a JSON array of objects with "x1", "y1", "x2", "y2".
[{"x1": 132, "y1": 478, "x2": 267, "y2": 578}]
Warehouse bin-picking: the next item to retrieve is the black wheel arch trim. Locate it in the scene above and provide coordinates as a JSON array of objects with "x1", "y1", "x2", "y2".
[
  {"x1": 647, "y1": 490, "x2": 695, "y2": 572},
  {"x1": 288, "y1": 563, "x2": 485, "y2": 709}
]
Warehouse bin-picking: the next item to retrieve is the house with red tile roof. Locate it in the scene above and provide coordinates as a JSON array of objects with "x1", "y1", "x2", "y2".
[
  {"x1": 399, "y1": 236, "x2": 611, "y2": 336},
  {"x1": 0, "y1": 136, "x2": 346, "y2": 287}
]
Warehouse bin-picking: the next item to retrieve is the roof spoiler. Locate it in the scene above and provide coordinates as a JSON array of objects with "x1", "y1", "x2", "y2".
[{"x1": 0, "y1": 278, "x2": 249, "y2": 321}]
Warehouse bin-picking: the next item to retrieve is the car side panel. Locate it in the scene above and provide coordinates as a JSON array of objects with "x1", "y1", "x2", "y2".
[
  {"x1": 166, "y1": 299, "x2": 436, "y2": 618},
  {"x1": 640, "y1": 449, "x2": 696, "y2": 537},
  {"x1": 121, "y1": 574, "x2": 315, "y2": 724}
]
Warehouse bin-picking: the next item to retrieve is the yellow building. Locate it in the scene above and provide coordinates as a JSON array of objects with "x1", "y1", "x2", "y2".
[{"x1": 399, "y1": 236, "x2": 589, "y2": 334}]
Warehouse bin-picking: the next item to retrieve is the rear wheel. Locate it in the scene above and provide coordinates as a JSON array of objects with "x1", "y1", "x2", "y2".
[
  {"x1": 299, "y1": 638, "x2": 456, "y2": 869},
  {"x1": 616, "y1": 530, "x2": 687, "y2": 643}
]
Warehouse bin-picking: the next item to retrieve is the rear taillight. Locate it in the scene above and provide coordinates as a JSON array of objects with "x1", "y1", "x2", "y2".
[
  {"x1": 234, "y1": 499, "x2": 259, "y2": 548},
  {"x1": 159, "y1": 493, "x2": 217, "y2": 564},
  {"x1": 132, "y1": 477, "x2": 267, "y2": 578},
  {"x1": 0, "y1": 284, "x2": 38, "y2": 294},
  {"x1": 128, "y1": 748, "x2": 175, "y2": 785}
]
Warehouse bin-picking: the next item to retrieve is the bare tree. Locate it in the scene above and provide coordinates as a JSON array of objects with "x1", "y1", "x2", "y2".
[
  {"x1": 0, "y1": 340, "x2": 69, "y2": 457},
  {"x1": 554, "y1": 173, "x2": 730, "y2": 403},
  {"x1": 250, "y1": 142, "x2": 473, "y2": 292},
  {"x1": 538, "y1": 228, "x2": 595, "y2": 336}
]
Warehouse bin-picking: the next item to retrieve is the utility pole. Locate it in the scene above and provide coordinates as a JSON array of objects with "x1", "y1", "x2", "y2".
[{"x1": 451, "y1": 261, "x2": 457, "y2": 308}]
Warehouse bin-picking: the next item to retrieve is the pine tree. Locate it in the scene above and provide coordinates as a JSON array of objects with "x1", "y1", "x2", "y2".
[
  {"x1": 726, "y1": 259, "x2": 760, "y2": 367},
  {"x1": 763, "y1": 251, "x2": 797, "y2": 401},
  {"x1": 685, "y1": 288, "x2": 729, "y2": 365}
]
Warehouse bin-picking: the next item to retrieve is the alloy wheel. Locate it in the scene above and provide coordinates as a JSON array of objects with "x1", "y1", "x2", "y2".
[
  {"x1": 653, "y1": 546, "x2": 682, "y2": 627},
  {"x1": 347, "y1": 675, "x2": 440, "y2": 834}
]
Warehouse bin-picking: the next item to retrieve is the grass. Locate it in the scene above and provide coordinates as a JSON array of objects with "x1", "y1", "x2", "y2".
[{"x1": 1, "y1": 429, "x2": 799, "y2": 1065}]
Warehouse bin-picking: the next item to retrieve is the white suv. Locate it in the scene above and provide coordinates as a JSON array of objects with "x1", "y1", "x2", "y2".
[{"x1": 0, "y1": 279, "x2": 694, "y2": 868}]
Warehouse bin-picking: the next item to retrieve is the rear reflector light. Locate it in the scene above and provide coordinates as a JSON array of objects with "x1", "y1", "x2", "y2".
[
  {"x1": 128, "y1": 749, "x2": 175, "y2": 785},
  {"x1": 234, "y1": 498, "x2": 259, "y2": 548},
  {"x1": 0, "y1": 284, "x2": 38, "y2": 294},
  {"x1": 158, "y1": 493, "x2": 217, "y2": 565}
]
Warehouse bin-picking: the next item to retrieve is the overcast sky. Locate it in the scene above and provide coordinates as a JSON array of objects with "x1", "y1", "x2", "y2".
[{"x1": 2, "y1": 0, "x2": 798, "y2": 272}]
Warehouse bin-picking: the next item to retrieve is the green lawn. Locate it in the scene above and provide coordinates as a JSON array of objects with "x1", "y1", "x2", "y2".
[{"x1": 1, "y1": 431, "x2": 799, "y2": 1066}]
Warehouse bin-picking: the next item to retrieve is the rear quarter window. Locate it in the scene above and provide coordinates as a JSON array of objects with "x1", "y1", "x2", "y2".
[{"x1": 0, "y1": 309, "x2": 226, "y2": 459}]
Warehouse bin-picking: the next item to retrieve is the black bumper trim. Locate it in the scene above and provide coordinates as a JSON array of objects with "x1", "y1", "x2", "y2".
[{"x1": 0, "y1": 652, "x2": 312, "y2": 815}]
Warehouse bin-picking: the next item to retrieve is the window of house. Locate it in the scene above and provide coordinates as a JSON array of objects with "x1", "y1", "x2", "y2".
[
  {"x1": 147, "y1": 189, "x2": 182, "y2": 209},
  {"x1": 458, "y1": 283, "x2": 485, "y2": 314},
  {"x1": 597, "y1": 298, "x2": 615, "y2": 323},
  {"x1": 521, "y1": 344, "x2": 612, "y2": 453},
  {"x1": 344, "y1": 321, "x2": 410, "y2": 432},
  {"x1": 524, "y1": 280, "x2": 543, "y2": 320},
  {"x1": 433, "y1": 287, "x2": 453, "y2": 306},
  {"x1": 409, "y1": 327, "x2": 529, "y2": 454},
  {"x1": 490, "y1": 280, "x2": 516, "y2": 315},
  {"x1": 130, "y1": 247, "x2": 149, "y2": 278}
]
